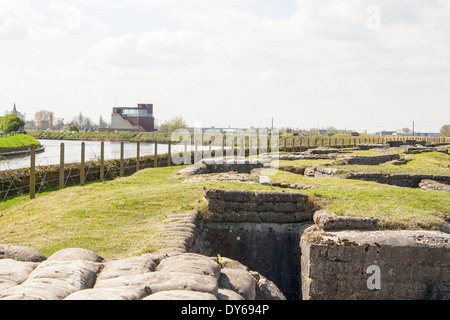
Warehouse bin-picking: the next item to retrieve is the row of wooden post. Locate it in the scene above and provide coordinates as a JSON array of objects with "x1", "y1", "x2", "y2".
[
  {"x1": 29, "y1": 141, "x2": 169, "y2": 200},
  {"x1": 27, "y1": 135, "x2": 449, "y2": 200}
]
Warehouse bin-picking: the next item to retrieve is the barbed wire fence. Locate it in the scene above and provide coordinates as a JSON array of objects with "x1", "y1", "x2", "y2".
[
  {"x1": 0, "y1": 141, "x2": 177, "y2": 205},
  {"x1": 0, "y1": 135, "x2": 448, "y2": 206}
]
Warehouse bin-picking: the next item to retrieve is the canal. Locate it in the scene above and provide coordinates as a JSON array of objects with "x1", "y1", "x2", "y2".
[{"x1": 0, "y1": 139, "x2": 198, "y2": 171}]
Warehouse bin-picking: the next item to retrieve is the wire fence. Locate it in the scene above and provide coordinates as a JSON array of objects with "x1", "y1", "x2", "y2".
[
  {"x1": 0, "y1": 141, "x2": 174, "y2": 203},
  {"x1": 0, "y1": 135, "x2": 448, "y2": 203}
]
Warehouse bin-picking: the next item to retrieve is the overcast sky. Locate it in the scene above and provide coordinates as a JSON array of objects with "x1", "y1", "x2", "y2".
[{"x1": 1, "y1": 0, "x2": 449, "y2": 133}]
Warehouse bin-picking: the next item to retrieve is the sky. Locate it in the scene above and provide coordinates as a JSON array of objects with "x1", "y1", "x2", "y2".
[{"x1": 0, "y1": 0, "x2": 449, "y2": 133}]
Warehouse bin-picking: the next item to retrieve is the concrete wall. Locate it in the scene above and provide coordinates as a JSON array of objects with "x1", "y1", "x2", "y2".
[
  {"x1": 193, "y1": 188, "x2": 449, "y2": 300},
  {"x1": 300, "y1": 228, "x2": 450, "y2": 300}
]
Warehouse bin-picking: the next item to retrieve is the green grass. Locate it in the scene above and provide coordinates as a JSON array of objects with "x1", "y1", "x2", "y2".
[
  {"x1": 271, "y1": 170, "x2": 450, "y2": 231},
  {"x1": 0, "y1": 134, "x2": 40, "y2": 150},
  {"x1": 0, "y1": 166, "x2": 277, "y2": 259},
  {"x1": 331, "y1": 151, "x2": 450, "y2": 175}
]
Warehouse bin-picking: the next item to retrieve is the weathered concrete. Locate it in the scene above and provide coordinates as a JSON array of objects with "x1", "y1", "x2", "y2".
[
  {"x1": 313, "y1": 211, "x2": 379, "y2": 231},
  {"x1": 300, "y1": 227, "x2": 450, "y2": 300}
]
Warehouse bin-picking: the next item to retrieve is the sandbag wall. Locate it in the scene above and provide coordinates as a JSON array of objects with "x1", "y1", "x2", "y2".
[{"x1": 192, "y1": 188, "x2": 315, "y2": 300}]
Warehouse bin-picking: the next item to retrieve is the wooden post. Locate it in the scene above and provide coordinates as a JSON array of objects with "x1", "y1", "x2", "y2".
[
  {"x1": 299, "y1": 139, "x2": 302, "y2": 152},
  {"x1": 100, "y1": 142, "x2": 104, "y2": 182},
  {"x1": 59, "y1": 143, "x2": 64, "y2": 190},
  {"x1": 80, "y1": 142, "x2": 85, "y2": 186},
  {"x1": 154, "y1": 141, "x2": 158, "y2": 168},
  {"x1": 30, "y1": 144, "x2": 36, "y2": 199},
  {"x1": 167, "y1": 141, "x2": 172, "y2": 167},
  {"x1": 222, "y1": 137, "x2": 226, "y2": 160},
  {"x1": 136, "y1": 142, "x2": 141, "y2": 171},
  {"x1": 184, "y1": 140, "x2": 189, "y2": 165},
  {"x1": 120, "y1": 141, "x2": 124, "y2": 177}
]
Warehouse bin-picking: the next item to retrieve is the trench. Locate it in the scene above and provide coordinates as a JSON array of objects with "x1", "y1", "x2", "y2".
[
  {"x1": 186, "y1": 185, "x2": 316, "y2": 300},
  {"x1": 194, "y1": 221, "x2": 311, "y2": 300}
]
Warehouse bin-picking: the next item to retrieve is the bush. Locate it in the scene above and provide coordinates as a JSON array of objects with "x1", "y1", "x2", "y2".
[
  {"x1": 69, "y1": 124, "x2": 79, "y2": 132},
  {"x1": 0, "y1": 114, "x2": 25, "y2": 133}
]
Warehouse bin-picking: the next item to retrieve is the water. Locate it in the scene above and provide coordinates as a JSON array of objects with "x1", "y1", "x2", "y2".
[{"x1": 0, "y1": 139, "x2": 207, "y2": 171}]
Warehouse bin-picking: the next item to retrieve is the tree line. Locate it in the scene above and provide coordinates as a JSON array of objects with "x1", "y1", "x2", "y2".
[{"x1": 24, "y1": 110, "x2": 109, "y2": 132}]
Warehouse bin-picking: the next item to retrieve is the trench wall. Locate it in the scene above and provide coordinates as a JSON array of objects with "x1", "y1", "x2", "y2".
[
  {"x1": 191, "y1": 188, "x2": 450, "y2": 300},
  {"x1": 192, "y1": 188, "x2": 314, "y2": 300},
  {"x1": 311, "y1": 167, "x2": 450, "y2": 188},
  {"x1": 300, "y1": 228, "x2": 450, "y2": 300}
]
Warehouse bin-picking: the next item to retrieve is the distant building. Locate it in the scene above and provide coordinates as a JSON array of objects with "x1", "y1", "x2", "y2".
[
  {"x1": 375, "y1": 131, "x2": 396, "y2": 136},
  {"x1": 12, "y1": 103, "x2": 26, "y2": 122},
  {"x1": 101, "y1": 104, "x2": 155, "y2": 132},
  {"x1": 410, "y1": 132, "x2": 440, "y2": 138}
]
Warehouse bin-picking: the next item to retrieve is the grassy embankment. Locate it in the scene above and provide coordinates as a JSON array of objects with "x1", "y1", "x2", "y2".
[
  {"x1": 278, "y1": 149, "x2": 450, "y2": 176},
  {"x1": 0, "y1": 134, "x2": 40, "y2": 150},
  {"x1": 28, "y1": 130, "x2": 173, "y2": 143},
  {"x1": 0, "y1": 159, "x2": 449, "y2": 259}
]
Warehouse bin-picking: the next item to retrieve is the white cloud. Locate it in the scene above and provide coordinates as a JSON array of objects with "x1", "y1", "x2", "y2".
[
  {"x1": 0, "y1": 0, "x2": 71, "y2": 42},
  {"x1": 1, "y1": 0, "x2": 449, "y2": 131},
  {"x1": 27, "y1": 24, "x2": 70, "y2": 42},
  {"x1": 48, "y1": 1, "x2": 109, "y2": 33},
  {"x1": 80, "y1": 29, "x2": 208, "y2": 71}
]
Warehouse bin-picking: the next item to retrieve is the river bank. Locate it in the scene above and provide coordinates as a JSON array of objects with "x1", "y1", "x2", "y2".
[{"x1": 28, "y1": 130, "x2": 173, "y2": 143}]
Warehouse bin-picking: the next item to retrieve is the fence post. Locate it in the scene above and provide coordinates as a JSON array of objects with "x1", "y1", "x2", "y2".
[
  {"x1": 154, "y1": 141, "x2": 158, "y2": 168},
  {"x1": 120, "y1": 141, "x2": 124, "y2": 177},
  {"x1": 100, "y1": 142, "x2": 104, "y2": 182},
  {"x1": 59, "y1": 143, "x2": 64, "y2": 190},
  {"x1": 167, "y1": 141, "x2": 172, "y2": 167},
  {"x1": 136, "y1": 142, "x2": 141, "y2": 171},
  {"x1": 30, "y1": 144, "x2": 36, "y2": 199},
  {"x1": 222, "y1": 136, "x2": 226, "y2": 159},
  {"x1": 80, "y1": 142, "x2": 85, "y2": 186}
]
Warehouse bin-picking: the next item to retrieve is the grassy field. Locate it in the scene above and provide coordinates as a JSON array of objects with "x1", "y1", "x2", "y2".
[
  {"x1": 278, "y1": 149, "x2": 450, "y2": 176},
  {"x1": 330, "y1": 151, "x2": 450, "y2": 175},
  {"x1": 0, "y1": 161, "x2": 449, "y2": 259},
  {"x1": 0, "y1": 166, "x2": 278, "y2": 258},
  {"x1": 271, "y1": 170, "x2": 449, "y2": 231},
  {"x1": 0, "y1": 134, "x2": 40, "y2": 150}
]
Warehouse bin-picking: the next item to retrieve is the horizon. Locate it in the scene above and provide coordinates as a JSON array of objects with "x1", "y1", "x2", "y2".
[{"x1": 1, "y1": 1, "x2": 449, "y2": 133}]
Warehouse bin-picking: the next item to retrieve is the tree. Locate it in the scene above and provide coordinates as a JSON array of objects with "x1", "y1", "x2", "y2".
[
  {"x1": 0, "y1": 114, "x2": 25, "y2": 133},
  {"x1": 73, "y1": 111, "x2": 94, "y2": 131},
  {"x1": 98, "y1": 115, "x2": 108, "y2": 129},
  {"x1": 440, "y1": 124, "x2": 450, "y2": 137},
  {"x1": 69, "y1": 124, "x2": 79, "y2": 132},
  {"x1": 34, "y1": 110, "x2": 53, "y2": 130},
  {"x1": 162, "y1": 115, "x2": 188, "y2": 132}
]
